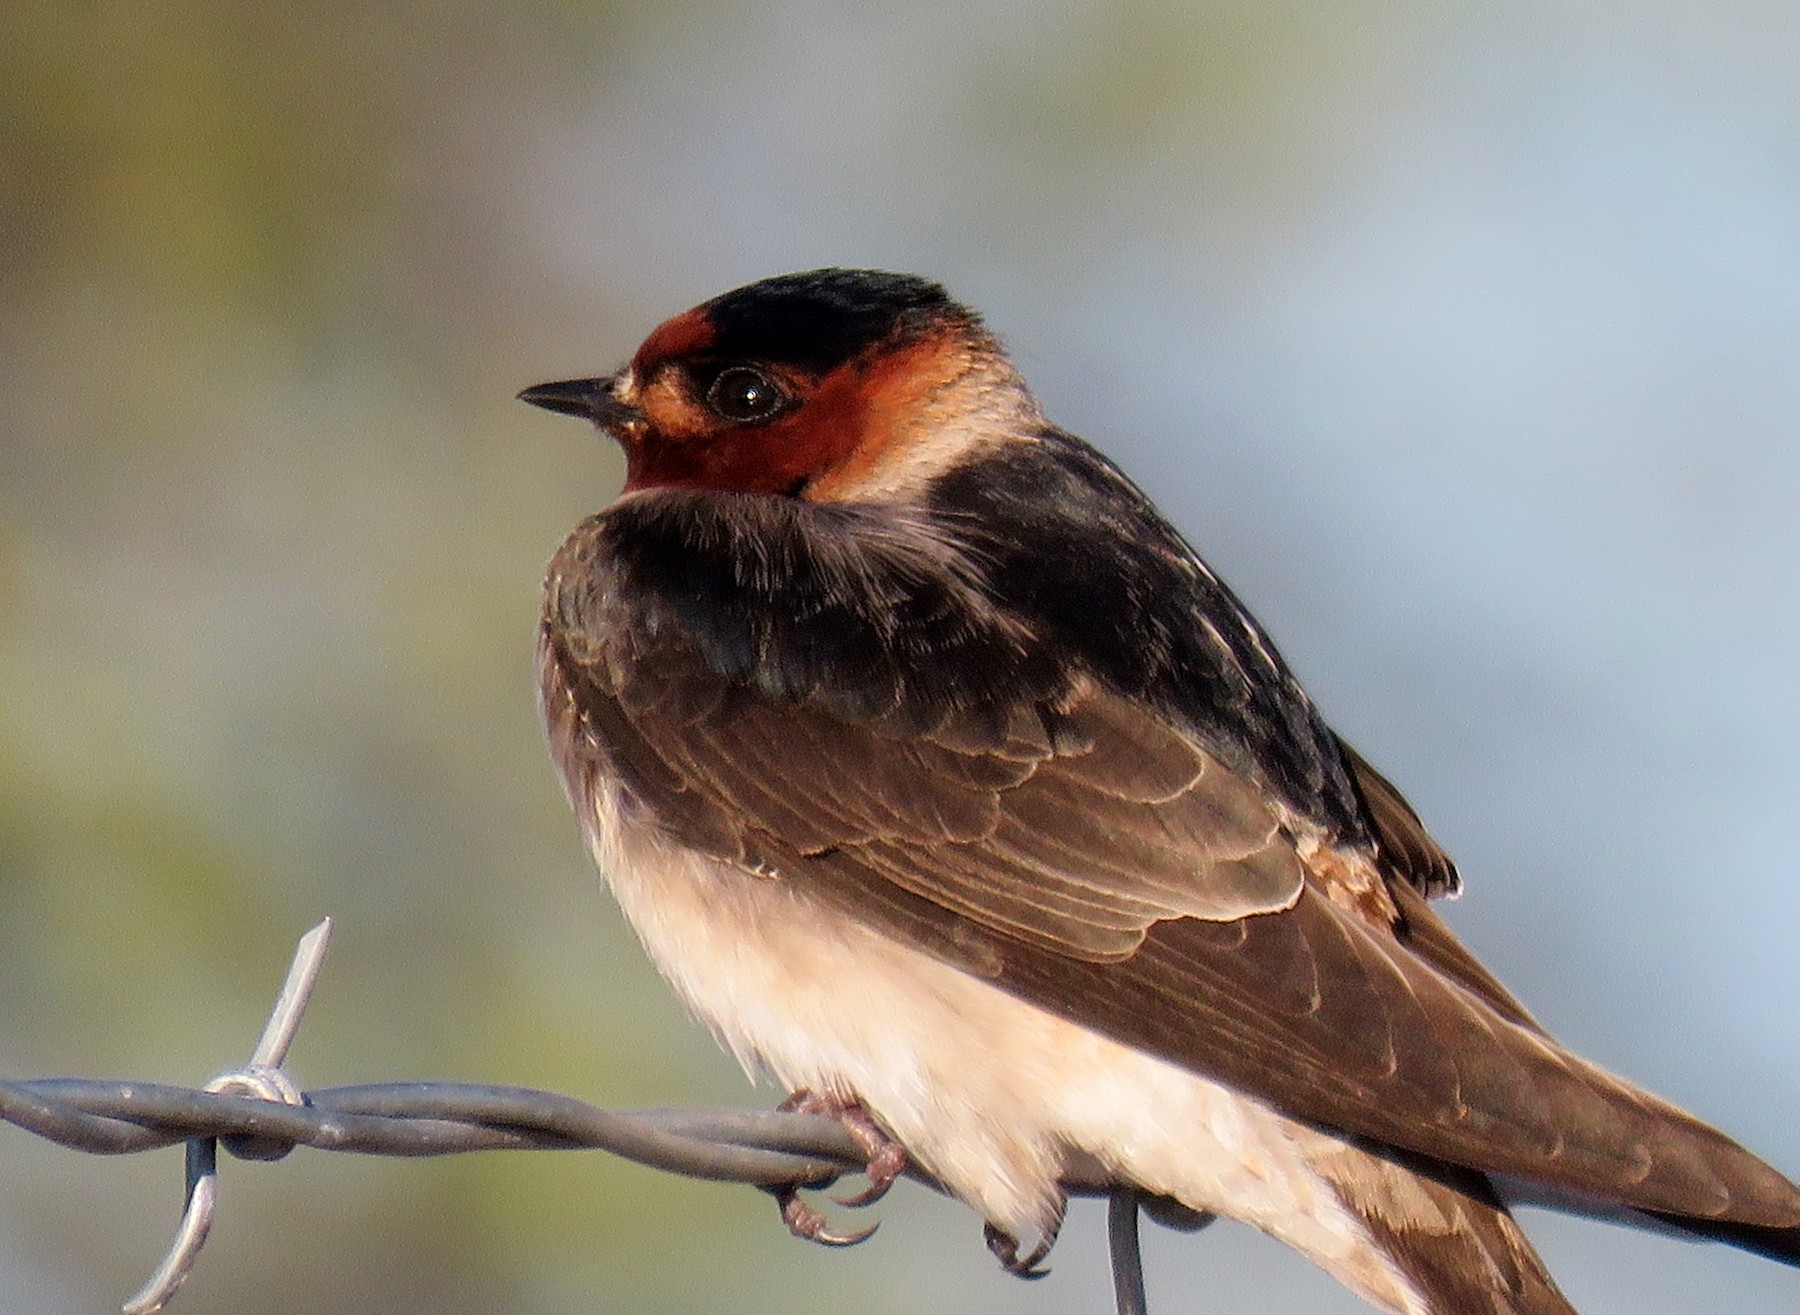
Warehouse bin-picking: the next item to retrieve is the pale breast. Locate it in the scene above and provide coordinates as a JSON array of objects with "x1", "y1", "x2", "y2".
[{"x1": 572, "y1": 765, "x2": 1428, "y2": 1315}]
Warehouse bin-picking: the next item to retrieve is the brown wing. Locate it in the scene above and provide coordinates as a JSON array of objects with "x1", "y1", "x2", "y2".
[
  {"x1": 561, "y1": 631, "x2": 1308, "y2": 960},
  {"x1": 544, "y1": 627, "x2": 1800, "y2": 1231}
]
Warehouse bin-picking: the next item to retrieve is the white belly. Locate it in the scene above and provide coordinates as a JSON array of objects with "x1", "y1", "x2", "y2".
[{"x1": 580, "y1": 778, "x2": 1428, "y2": 1314}]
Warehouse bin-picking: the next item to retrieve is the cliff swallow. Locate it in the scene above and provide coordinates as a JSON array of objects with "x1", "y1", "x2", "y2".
[{"x1": 521, "y1": 269, "x2": 1800, "y2": 1313}]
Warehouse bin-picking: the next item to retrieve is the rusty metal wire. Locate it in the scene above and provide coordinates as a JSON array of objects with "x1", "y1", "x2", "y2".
[{"x1": 0, "y1": 919, "x2": 1168, "y2": 1315}]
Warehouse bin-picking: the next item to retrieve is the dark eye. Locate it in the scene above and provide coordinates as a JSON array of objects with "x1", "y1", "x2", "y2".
[{"x1": 705, "y1": 366, "x2": 787, "y2": 423}]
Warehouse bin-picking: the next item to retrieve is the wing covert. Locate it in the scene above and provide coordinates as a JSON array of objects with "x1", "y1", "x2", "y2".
[{"x1": 549, "y1": 626, "x2": 1306, "y2": 962}]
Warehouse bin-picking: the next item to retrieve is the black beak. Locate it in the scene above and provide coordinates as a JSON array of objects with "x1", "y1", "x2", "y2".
[{"x1": 517, "y1": 375, "x2": 643, "y2": 431}]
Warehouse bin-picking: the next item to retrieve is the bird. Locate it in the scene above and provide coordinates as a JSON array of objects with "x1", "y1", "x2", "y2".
[{"x1": 519, "y1": 268, "x2": 1800, "y2": 1314}]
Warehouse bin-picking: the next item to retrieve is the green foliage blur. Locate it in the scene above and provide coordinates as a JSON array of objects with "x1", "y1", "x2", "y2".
[{"x1": 2, "y1": 3, "x2": 828, "y2": 1311}]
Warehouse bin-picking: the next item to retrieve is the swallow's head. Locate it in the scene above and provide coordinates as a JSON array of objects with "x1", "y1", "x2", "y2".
[{"x1": 520, "y1": 269, "x2": 1035, "y2": 499}]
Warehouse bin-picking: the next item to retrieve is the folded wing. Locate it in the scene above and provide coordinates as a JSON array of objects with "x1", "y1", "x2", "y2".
[{"x1": 543, "y1": 595, "x2": 1800, "y2": 1236}]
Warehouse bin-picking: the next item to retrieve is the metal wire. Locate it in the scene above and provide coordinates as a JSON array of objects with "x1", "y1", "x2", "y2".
[
  {"x1": 0, "y1": 920, "x2": 1164, "y2": 1315},
  {"x1": 1108, "y1": 1190, "x2": 1149, "y2": 1315}
]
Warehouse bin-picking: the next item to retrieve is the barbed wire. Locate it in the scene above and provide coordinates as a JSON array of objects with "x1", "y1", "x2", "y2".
[{"x1": 0, "y1": 919, "x2": 1170, "y2": 1315}]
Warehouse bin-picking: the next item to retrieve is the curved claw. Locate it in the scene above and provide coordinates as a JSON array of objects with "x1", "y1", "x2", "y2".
[
  {"x1": 831, "y1": 1141, "x2": 908, "y2": 1208},
  {"x1": 984, "y1": 1224, "x2": 1053, "y2": 1279},
  {"x1": 983, "y1": 1205, "x2": 1064, "y2": 1280},
  {"x1": 811, "y1": 1217, "x2": 881, "y2": 1248},
  {"x1": 776, "y1": 1184, "x2": 882, "y2": 1248}
]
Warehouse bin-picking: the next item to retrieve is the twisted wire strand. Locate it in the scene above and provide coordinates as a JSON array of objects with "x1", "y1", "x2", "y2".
[
  {"x1": 0, "y1": 1077, "x2": 866, "y2": 1178},
  {"x1": 0, "y1": 920, "x2": 1160, "y2": 1315}
]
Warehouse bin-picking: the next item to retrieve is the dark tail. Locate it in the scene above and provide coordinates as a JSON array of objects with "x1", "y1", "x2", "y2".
[{"x1": 1647, "y1": 1211, "x2": 1800, "y2": 1267}]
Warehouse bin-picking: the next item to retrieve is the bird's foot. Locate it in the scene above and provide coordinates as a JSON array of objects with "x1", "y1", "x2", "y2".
[
  {"x1": 768, "y1": 1089, "x2": 906, "y2": 1248},
  {"x1": 777, "y1": 1089, "x2": 908, "y2": 1208},
  {"x1": 983, "y1": 1194, "x2": 1066, "y2": 1279}
]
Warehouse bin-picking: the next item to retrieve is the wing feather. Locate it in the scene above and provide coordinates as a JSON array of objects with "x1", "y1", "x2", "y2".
[{"x1": 541, "y1": 517, "x2": 1800, "y2": 1230}]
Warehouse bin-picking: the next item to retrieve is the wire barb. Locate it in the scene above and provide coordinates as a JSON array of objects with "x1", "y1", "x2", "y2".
[
  {"x1": 121, "y1": 918, "x2": 334, "y2": 1315},
  {"x1": 247, "y1": 918, "x2": 334, "y2": 1070},
  {"x1": 0, "y1": 920, "x2": 1203, "y2": 1314}
]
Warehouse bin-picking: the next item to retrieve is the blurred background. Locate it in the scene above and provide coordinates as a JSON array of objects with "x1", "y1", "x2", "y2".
[{"x1": 4, "y1": 1, "x2": 1799, "y2": 1311}]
